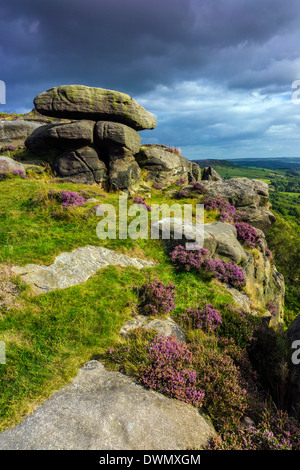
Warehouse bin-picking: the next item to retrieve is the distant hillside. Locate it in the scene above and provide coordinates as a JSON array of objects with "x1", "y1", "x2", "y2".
[
  {"x1": 192, "y1": 159, "x2": 239, "y2": 169},
  {"x1": 229, "y1": 158, "x2": 300, "y2": 171}
]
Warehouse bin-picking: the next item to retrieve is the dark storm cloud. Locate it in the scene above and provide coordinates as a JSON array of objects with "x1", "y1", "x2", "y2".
[{"x1": 1, "y1": 0, "x2": 300, "y2": 158}]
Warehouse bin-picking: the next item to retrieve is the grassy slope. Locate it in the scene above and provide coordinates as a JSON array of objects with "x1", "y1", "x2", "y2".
[{"x1": 0, "y1": 176, "x2": 232, "y2": 431}]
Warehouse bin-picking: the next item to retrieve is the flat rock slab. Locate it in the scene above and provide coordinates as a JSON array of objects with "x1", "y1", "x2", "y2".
[
  {"x1": 11, "y1": 246, "x2": 156, "y2": 294},
  {"x1": 120, "y1": 315, "x2": 186, "y2": 343},
  {"x1": 0, "y1": 362, "x2": 215, "y2": 450},
  {"x1": 34, "y1": 85, "x2": 157, "y2": 131}
]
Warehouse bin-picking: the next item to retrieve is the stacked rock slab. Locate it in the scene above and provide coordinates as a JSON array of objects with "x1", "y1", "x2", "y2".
[{"x1": 25, "y1": 85, "x2": 157, "y2": 189}]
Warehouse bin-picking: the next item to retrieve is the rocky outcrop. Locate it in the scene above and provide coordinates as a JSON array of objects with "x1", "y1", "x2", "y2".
[
  {"x1": 200, "y1": 177, "x2": 276, "y2": 231},
  {"x1": 202, "y1": 166, "x2": 222, "y2": 181},
  {"x1": 0, "y1": 361, "x2": 215, "y2": 450},
  {"x1": 136, "y1": 144, "x2": 201, "y2": 186},
  {"x1": 24, "y1": 85, "x2": 158, "y2": 188},
  {"x1": 33, "y1": 85, "x2": 157, "y2": 131},
  {"x1": 152, "y1": 219, "x2": 285, "y2": 323},
  {"x1": 0, "y1": 120, "x2": 42, "y2": 150},
  {"x1": 11, "y1": 246, "x2": 156, "y2": 295}
]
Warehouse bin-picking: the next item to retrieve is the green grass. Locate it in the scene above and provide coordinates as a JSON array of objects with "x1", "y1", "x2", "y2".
[{"x1": 0, "y1": 176, "x2": 233, "y2": 431}]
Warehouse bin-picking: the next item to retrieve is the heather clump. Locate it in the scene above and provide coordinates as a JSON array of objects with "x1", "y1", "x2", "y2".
[
  {"x1": 133, "y1": 196, "x2": 151, "y2": 211},
  {"x1": 138, "y1": 278, "x2": 176, "y2": 316},
  {"x1": 190, "y1": 341, "x2": 248, "y2": 427},
  {"x1": 59, "y1": 190, "x2": 86, "y2": 207},
  {"x1": 138, "y1": 335, "x2": 205, "y2": 406},
  {"x1": 203, "y1": 197, "x2": 237, "y2": 223},
  {"x1": 216, "y1": 304, "x2": 260, "y2": 348},
  {"x1": 234, "y1": 222, "x2": 261, "y2": 248},
  {"x1": 190, "y1": 181, "x2": 207, "y2": 195},
  {"x1": 205, "y1": 408, "x2": 300, "y2": 450},
  {"x1": 104, "y1": 330, "x2": 205, "y2": 407},
  {"x1": 0, "y1": 169, "x2": 28, "y2": 181},
  {"x1": 180, "y1": 304, "x2": 222, "y2": 332},
  {"x1": 170, "y1": 245, "x2": 246, "y2": 289}
]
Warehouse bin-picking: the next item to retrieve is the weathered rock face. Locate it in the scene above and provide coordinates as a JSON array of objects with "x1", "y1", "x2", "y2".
[
  {"x1": 108, "y1": 155, "x2": 141, "y2": 190},
  {"x1": 0, "y1": 120, "x2": 42, "y2": 150},
  {"x1": 34, "y1": 85, "x2": 157, "y2": 131},
  {"x1": 95, "y1": 121, "x2": 141, "y2": 156},
  {"x1": 0, "y1": 361, "x2": 215, "y2": 450},
  {"x1": 136, "y1": 144, "x2": 201, "y2": 186},
  {"x1": 0, "y1": 156, "x2": 26, "y2": 174},
  {"x1": 201, "y1": 177, "x2": 276, "y2": 231},
  {"x1": 202, "y1": 166, "x2": 222, "y2": 181},
  {"x1": 56, "y1": 147, "x2": 108, "y2": 185}
]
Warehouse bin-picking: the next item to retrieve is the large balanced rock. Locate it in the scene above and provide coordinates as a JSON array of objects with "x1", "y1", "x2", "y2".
[
  {"x1": 34, "y1": 85, "x2": 157, "y2": 131},
  {"x1": 0, "y1": 120, "x2": 42, "y2": 150},
  {"x1": 136, "y1": 144, "x2": 201, "y2": 186},
  {"x1": 0, "y1": 361, "x2": 215, "y2": 450},
  {"x1": 201, "y1": 177, "x2": 276, "y2": 231}
]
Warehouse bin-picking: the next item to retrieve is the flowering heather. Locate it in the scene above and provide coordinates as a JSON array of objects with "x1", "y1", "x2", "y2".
[
  {"x1": 170, "y1": 245, "x2": 210, "y2": 271},
  {"x1": 177, "y1": 189, "x2": 189, "y2": 198},
  {"x1": 180, "y1": 304, "x2": 222, "y2": 332},
  {"x1": 176, "y1": 177, "x2": 187, "y2": 186},
  {"x1": 203, "y1": 197, "x2": 237, "y2": 223},
  {"x1": 133, "y1": 196, "x2": 151, "y2": 211},
  {"x1": 265, "y1": 301, "x2": 278, "y2": 317},
  {"x1": 0, "y1": 169, "x2": 28, "y2": 181},
  {"x1": 265, "y1": 247, "x2": 273, "y2": 260},
  {"x1": 170, "y1": 245, "x2": 246, "y2": 288},
  {"x1": 153, "y1": 182, "x2": 163, "y2": 190},
  {"x1": 58, "y1": 190, "x2": 86, "y2": 207},
  {"x1": 139, "y1": 279, "x2": 176, "y2": 316},
  {"x1": 138, "y1": 335, "x2": 205, "y2": 407},
  {"x1": 190, "y1": 181, "x2": 207, "y2": 195},
  {"x1": 234, "y1": 222, "x2": 260, "y2": 248}
]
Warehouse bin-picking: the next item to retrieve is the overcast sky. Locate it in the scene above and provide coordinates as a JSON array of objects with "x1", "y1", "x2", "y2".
[{"x1": 1, "y1": 0, "x2": 300, "y2": 160}]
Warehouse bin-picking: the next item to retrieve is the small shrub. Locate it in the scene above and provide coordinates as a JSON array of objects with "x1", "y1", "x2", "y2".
[
  {"x1": 59, "y1": 190, "x2": 86, "y2": 207},
  {"x1": 170, "y1": 245, "x2": 246, "y2": 289},
  {"x1": 133, "y1": 196, "x2": 151, "y2": 211},
  {"x1": 190, "y1": 342, "x2": 248, "y2": 427},
  {"x1": 138, "y1": 335, "x2": 205, "y2": 407},
  {"x1": 265, "y1": 301, "x2": 278, "y2": 317},
  {"x1": 216, "y1": 304, "x2": 260, "y2": 348},
  {"x1": 234, "y1": 222, "x2": 260, "y2": 248},
  {"x1": 180, "y1": 304, "x2": 222, "y2": 332},
  {"x1": 190, "y1": 181, "x2": 207, "y2": 194},
  {"x1": 177, "y1": 189, "x2": 189, "y2": 198},
  {"x1": 203, "y1": 197, "x2": 237, "y2": 223},
  {"x1": 138, "y1": 278, "x2": 176, "y2": 316},
  {"x1": 153, "y1": 182, "x2": 163, "y2": 190}
]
